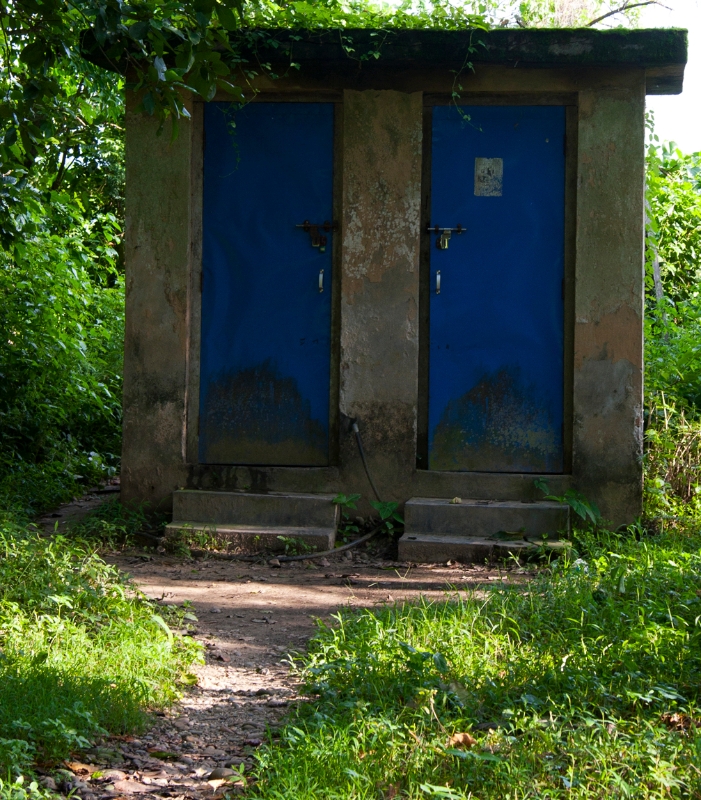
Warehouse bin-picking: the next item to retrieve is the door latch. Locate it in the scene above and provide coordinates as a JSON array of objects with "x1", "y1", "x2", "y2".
[
  {"x1": 296, "y1": 220, "x2": 338, "y2": 253},
  {"x1": 428, "y1": 224, "x2": 465, "y2": 250}
]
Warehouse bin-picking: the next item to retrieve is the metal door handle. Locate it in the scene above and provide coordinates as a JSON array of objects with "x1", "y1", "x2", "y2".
[
  {"x1": 319, "y1": 269, "x2": 324, "y2": 293},
  {"x1": 436, "y1": 270, "x2": 441, "y2": 295}
]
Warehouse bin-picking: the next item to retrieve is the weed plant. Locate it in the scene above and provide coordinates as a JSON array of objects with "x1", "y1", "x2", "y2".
[
  {"x1": 67, "y1": 498, "x2": 166, "y2": 548},
  {"x1": 253, "y1": 526, "x2": 701, "y2": 798},
  {"x1": 0, "y1": 519, "x2": 201, "y2": 778}
]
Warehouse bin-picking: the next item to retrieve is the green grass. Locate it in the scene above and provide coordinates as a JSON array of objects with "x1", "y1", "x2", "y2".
[
  {"x1": 0, "y1": 517, "x2": 201, "y2": 778},
  {"x1": 253, "y1": 526, "x2": 701, "y2": 799},
  {"x1": 66, "y1": 497, "x2": 166, "y2": 547}
]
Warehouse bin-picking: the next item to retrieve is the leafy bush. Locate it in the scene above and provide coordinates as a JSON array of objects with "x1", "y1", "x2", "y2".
[
  {"x1": 254, "y1": 527, "x2": 701, "y2": 798},
  {"x1": 644, "y1": 144, "x2": 701, "y2": 518},
  {"x1": 646, "y1": 143, "x2": 701, "y2": 308},
  {"x1": 0, "y1": 522, "x2": 201, "y2": 776},
  {"x1": 0, "y1": 33, "x2": 125, "y2": 515},
  {"x1": 0, "y1": 198, "x2": 123, "y2": 515},
  {"x1": 0, "y1": 777, "x2": 52, "y2": 800}
]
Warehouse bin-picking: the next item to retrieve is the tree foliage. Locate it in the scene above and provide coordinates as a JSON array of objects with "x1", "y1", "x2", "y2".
[
  {"x1": 0, "y1": 0, "x2": 693, "y2": 515},
  {"x1": 645, "y1": 143, "x2": 701, "y2": 410},
  {"x1": 0, "y1": 0, "x2": 491, "y2": 217},
  {"x1": 644, "y1": 141, "x2": 701, "y2": 517},
  {"x1": 0, "y1": 198, "x2": 123, "y2": 514}
]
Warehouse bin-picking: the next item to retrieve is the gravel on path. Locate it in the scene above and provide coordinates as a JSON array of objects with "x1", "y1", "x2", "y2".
[{"x1": 49, "y1": 547, "x2": 529, "y2": 798}]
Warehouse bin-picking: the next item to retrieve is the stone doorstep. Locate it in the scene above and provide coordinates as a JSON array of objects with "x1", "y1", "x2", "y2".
[
  {"x1": 164, "y1": 522, "x2": 335, "y2": 553},
  {"x1": 172, "y1": 490, "x2": 339, "y2": 529},
  {"x1": 397, "y1": 532, "x2": 571, "y2": 564},
  {"x1": 404, "y1": 497, "x2": 570, "y2": 538}
]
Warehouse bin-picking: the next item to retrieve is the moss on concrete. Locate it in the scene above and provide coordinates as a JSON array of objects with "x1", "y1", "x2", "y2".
[{"x1": 244, "y1": 27, "x2": 687, "y2": 69}]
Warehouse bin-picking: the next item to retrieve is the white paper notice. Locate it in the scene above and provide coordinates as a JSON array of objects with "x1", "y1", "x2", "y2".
[{"x1": 474, "y1": 158, "x2": 503, "y2": 197}]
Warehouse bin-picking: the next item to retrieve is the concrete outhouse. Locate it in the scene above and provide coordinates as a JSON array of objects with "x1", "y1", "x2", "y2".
[{"x1": 122, "y1": 28, "x2": 687, "y2": 560}]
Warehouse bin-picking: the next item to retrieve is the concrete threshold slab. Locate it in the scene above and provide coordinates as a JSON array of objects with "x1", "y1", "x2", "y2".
[
  {"x1": 398, "y1": 533, "x2": 571, "y2": 564},
  {"x1": 164, "y1": 522, "x2": 335, "y2": 554}
]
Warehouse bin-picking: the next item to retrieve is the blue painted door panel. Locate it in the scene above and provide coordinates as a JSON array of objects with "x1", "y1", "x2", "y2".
[
  {"x1": 428, "y1": 105, "x2": 565, "y2": 473},
  {"x1": 199, "y1": 103, "x2": 334, "y2": 465}
]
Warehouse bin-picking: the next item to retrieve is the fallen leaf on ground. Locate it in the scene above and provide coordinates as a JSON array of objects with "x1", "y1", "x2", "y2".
[
  {"x1": 661, "y1": 712, "x2": 698, "y2": 732},
  {"x1": 66, "y1": 762, "x2": 99, "y2": 774},
  {"x1": 448, "y1": 732, "x2": 477, "y2": 749},
  {"x1": 111, "y1": 780, "x2": 157, "y2": 794}
]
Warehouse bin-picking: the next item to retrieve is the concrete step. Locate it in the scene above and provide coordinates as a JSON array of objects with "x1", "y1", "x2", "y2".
[
  {"x1": 398, "y1": 533, "x2": 571, "y2": 563},
  {"x1": 164, "y1": 522, "x2": 335, "y2": 553},
  {"x1": 172, "y1": 490, "x2": 339, "y2": 529},
  {"x1": 169, "y1": 490, "x2": 338, "y2": 553},
  {"x1": 398, "y1": 497, "x2": 570, "y2": 563},
  {"x1": 404, "y1": 497, "x2": 569, "y2": 538}
]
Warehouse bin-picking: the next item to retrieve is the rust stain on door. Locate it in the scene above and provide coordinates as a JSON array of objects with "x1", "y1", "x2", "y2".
[
  {"x1": 430, "y1": 368, "x2": 562, "y2": 473},
  {"x1": 200, "y1": 361, "x2": 328, "y2": 466}
]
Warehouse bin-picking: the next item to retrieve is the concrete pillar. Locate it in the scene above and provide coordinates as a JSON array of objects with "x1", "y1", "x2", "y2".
[
  {"x1": 339, "y1": 90, "x2": 423, "y2": 502},
  {"x1": 573, "y1": 76, "x2": 646, "y2": 525},
  {"x1": 122, "y1": 95, "x2": 193, "y2": 508}
]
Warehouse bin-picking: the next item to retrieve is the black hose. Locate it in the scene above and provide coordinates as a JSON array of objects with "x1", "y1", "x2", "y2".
[
  {"x1": 351, "y1": 421, "x2": 382, "y2": 502},
  {"x1": 183, "y1": 420, "x2": 386, "y2": 563},
  {"x1": 187, "y1": 521, "x2": 384, "y2": 563}
]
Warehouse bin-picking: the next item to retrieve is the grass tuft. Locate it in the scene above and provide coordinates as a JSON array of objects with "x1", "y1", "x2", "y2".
[
  {"x1": 253, "y1": 526, "x2": 701, "y2": 799},
  {"x1": 67, "y1": 498, "x2": 165, "y2": 548},
  {"x1": 0, "y1": 519, "x2": 201, "y2": 777}
]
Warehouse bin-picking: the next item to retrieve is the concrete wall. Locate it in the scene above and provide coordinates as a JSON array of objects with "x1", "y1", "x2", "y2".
[
  {"x1": 339, "y1": 90, "x2": 423, "y2": 502},
  {"x1": 122, "y1": 93, "x2": 193, "y2": 508},
  {"x1": 123, "y1": 71, "x2": 646, "y2": 524},
  {"x1": 573, "y1": 77, "x2": 646, "y2": 524}
]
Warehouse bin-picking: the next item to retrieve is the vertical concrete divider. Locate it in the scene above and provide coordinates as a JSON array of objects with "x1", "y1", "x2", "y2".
[
  {"x1": 339, "y1": 90, "x2": 423, "y2": 505},
  {"x1": 122, "y1": 93, "x2": 193, "y2": 508},
  {"x1": 573, "y1": 74, "x2": 646, "y2": 525}
]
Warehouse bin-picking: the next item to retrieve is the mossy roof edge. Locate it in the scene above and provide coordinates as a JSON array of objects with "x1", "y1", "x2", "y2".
[{"x1": 250, "y1": 27, "x2": 687, "y2": 68}]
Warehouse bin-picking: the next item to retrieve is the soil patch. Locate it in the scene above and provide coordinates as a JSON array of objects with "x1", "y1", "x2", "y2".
[
  {"x1": 37, "y1": 482, "x2": 531, "y2": 800},
  {"x1": 63, "y1": 548, "x2": 529, "y2": 798}
]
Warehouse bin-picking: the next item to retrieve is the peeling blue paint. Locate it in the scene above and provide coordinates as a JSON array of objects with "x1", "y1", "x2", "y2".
[
  {"x1": 428, "y1": 105, "x2": 565, "y2": 473},
  {"x1": 199, "y1": 102, "x2": 334, "y2": 465}
]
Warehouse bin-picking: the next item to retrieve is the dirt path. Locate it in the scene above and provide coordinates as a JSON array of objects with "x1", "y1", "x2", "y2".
[{"x1": 61, "y1": 544, "x2": 528, "y2": 798}]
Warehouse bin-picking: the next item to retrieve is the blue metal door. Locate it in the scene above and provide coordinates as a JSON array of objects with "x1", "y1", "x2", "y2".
[
  {"x1": 428, "y1": 105, "x2": 565, "y2": 473},
  {"x1": 199, "y1": 103, "x2": 334, "y2": 465}
]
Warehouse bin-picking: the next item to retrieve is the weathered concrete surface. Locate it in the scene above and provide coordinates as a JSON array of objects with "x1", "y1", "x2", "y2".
[
  {"x1": 411, "y1": 471, "x2": 572, "y2": 502},
  {"x1": 172, "y1": 490, "x2": 338, "y2": 528},
  {"x1": 122, "y1": 93, "x2": 192, "y2": 509},
  {"x1": 573, "y1": 76, "x2": 646, "y2": 525},
  {"x1": 398, "y1": 533, "x2": 570, "y2": 563},
  {"x1": 122, "y1": 69, "x2": 650, "y2": 529},
  {"x1": 163, "y1": 522, "x2": 336, "y2": 553},
  {"x1": 223, "y1": 29, "x2": 686, "y2": 96},
  {"x1": 404, "y1": 498, "x2": 570, "y2": 537},
  {"x1": 167, "y1": 490, "x2": 338, "y2": 552},
  {"x1": 339, "y1": 90, "x2": 423, "y2": 503}
]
